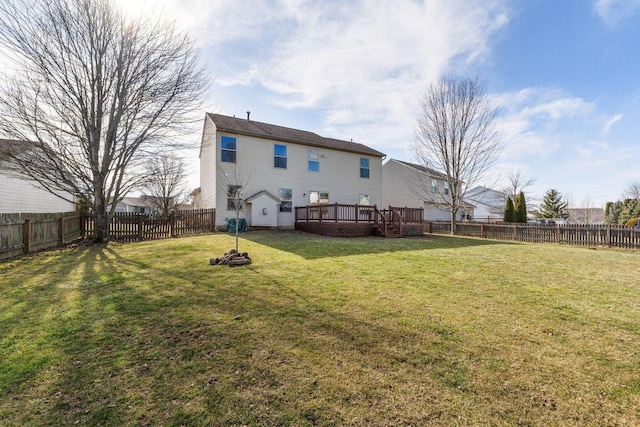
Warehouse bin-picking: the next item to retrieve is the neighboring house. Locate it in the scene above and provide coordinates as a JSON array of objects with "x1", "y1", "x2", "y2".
[
  {"x1": 466, "y1": 186, "x2": 509, "y2": 223},
  {"x1": 381, "y1": 158, "x2": 474, "y2": 221},
  {"x1": 115, "y1": 195, "x2": 162, "y2": 215},
  {"x1": 0, "y1": 139, "x2": 75, "y2": 213},
  {"x1": 567, "y1": 208, "x2": 605, "y2": 224},
  {"x1": 199, "y1": 113, "x2": 385, "y2": 229}
]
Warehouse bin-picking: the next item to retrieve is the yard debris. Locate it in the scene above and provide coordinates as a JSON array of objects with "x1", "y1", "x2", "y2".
[{"x1": 210, "y1": 249, "x2": 251, "y2": 266}]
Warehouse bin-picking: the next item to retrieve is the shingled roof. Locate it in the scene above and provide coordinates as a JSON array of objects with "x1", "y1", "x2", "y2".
[
  {"x1": 0, "y1": 139, "x2": 31, "y2": 159},
  {"x1": 392, "y1": 159, "x2": 448, "y2": 180},
  {"x1": 206, "y1": 113, "x2": 385, "y2": 157}
]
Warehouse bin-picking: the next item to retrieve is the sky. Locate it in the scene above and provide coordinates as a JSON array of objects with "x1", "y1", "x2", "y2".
[{"x1": 84, "y1": 1, "x2": 640, "y2": 207}]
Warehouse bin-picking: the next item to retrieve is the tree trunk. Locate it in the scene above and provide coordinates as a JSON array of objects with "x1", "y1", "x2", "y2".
[
  {"x1": 93, "y1": 182, "x2": 109, "y2": 243},
  {"x1": 450, "y1": 210, "x2": 458, "y2": 235}
]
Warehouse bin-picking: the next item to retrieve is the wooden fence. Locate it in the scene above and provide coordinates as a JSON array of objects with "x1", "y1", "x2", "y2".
[
  {"x1": 427, "y1": 221, "x2": 640, "y2": 249},
  {"x1": 84, "y1": 209, "x2": 216, "y2": 242},
  {"x1": 0, "y1": 209, "x2": 216, "y2": 260},
  {"x1": 0, "y1": 212, "x2": 84, "y2": 260}
]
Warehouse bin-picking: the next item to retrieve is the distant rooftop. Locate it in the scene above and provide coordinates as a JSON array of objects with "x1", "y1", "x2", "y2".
[
  {"x1": 206, "y1": 113, "x2": 385, "y2": 158},
  {"x1": 389, "y1": 159, "x2": 448, "y2": 180}
]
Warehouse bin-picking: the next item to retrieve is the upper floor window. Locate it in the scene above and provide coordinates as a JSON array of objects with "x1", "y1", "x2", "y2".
[
  {"x1": 308, "y1": 150, "x2": 320, "y2": 172},
  {"x1": 360, "y1": 157, "x2": 370, "y2": 178},
  {"x1": 444, "y1": 182, "x2": 449, "y2": 195},
  {"x1": 279, "y1": 188, "x2": 292, "y2": 212},
  {"x1": 274, "y1": 144, "x2": 287, "y2": 169},
  {"x1": 221, "y1": 136, "x2": 236, "y2": 163},
  {"x1": 431, "y1": 179, "x2": 437, "y2": 193}
]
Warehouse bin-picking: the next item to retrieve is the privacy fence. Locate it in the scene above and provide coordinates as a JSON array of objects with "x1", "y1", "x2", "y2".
[
  {"x1": 0, "y1": 209, "x2": 216, "y2": 260},
  {"x1": 426, "y1": 221, "x2": 640, "y2": 249}
]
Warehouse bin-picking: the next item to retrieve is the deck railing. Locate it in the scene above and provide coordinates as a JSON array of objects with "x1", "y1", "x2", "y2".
[{"x1": 295, "y1": 204, "x2": 423, "y2": 225}]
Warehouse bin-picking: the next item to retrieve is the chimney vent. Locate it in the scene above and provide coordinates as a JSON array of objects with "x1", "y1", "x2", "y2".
[{"x1": 247, "y1": 111, "x2": 251, "y2": 121}]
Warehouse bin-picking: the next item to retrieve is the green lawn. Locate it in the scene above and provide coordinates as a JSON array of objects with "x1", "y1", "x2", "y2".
[{"x1": 1, "y1": 231, "x2": 639, "y2": 426}]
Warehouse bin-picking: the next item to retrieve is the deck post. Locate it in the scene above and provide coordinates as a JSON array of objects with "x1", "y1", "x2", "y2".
[{"x1": 335, "y1": 203, "x2": 338, "y2": 223}]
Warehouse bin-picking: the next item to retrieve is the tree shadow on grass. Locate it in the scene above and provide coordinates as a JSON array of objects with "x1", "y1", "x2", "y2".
[
  {"x1": 0, "y1": 242, "x2": 478, "y2": 425},
  {"x1": 240, "y1": 230, "x2": 516, "y2": 260}
]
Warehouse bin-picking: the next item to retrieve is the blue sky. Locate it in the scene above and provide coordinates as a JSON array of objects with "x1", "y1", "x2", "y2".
[{"x1": 121, "y1": 0, "x2": 640, "y2": 207}]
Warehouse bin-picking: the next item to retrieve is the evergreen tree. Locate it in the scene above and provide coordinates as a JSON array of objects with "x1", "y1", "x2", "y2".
[
  {"x1": 605, "y1": 201, "x2": 622, "y2": 225},
  {"x1": 514, "y1": 191, "x2": 527, "y2": 223},
  {"x1": 618, "y1": 198, "x2": 640, "y2": 225},
  {"x1": 504, "y1": 196, "x2": 515, "y2": 222},
  {"x1": 537, "y1": 188, "x2": 568, "y2": 219}
]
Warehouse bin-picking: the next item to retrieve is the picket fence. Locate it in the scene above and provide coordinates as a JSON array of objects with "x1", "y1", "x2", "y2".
[
  {"x1": 426, "y1": 221, "x2": 640, "y2": 249},
  {"x1": 0, "y1": 209, "x2": 216, "y2": 260}
]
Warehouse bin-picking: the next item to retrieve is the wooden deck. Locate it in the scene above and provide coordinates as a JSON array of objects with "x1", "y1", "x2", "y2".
[{"x1": 295, "y1": 204, "x2": 423, "y2": 237}]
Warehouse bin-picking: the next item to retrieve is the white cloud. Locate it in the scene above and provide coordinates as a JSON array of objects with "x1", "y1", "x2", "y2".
[
  {"x1": 603, "y1": 113, "x2": 623, "y2": 134},
  {"x1": 493, "y1": 88, "x2": 595, "y2": 159},
  {"x1": 593, "y1": 0, "x2": 640, "y2": 28}
]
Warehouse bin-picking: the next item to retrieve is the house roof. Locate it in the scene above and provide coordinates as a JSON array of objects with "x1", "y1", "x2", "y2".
[
  {"x1": 0, "y1": 139, "x2": 32, "y2": 159},
  {"x1": 206, "y1": 113, "x2": 385, "y2": 158},
  {"x1": 244, "y1": 190, "x2": 281, "y2": 204},
  {"x1": 466, "y1": 186, "x2": 508, "y2": 206},
  {"x1": 388, "y1": 158, "x2": 448, "y2": 180}
]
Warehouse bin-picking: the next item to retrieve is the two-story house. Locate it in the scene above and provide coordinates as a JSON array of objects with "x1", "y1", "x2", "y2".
[
  {"x1": 381, "y1": 158, "x2": 475, "y2": 221},
  {"x1": 199, "y1": 113, "x2": 385, "y2": 230}
]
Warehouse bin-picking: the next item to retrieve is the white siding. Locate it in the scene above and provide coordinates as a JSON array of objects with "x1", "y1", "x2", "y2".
[
  {"x1": 381, "y1": 160, "x2": 421, "y2": 209},
  {"x1": 248, "y1": 194, "x2": 279, "y2": 227},
  {"x1": 209, "y1": 130, "x2": 383, "y2": 228},
  {"x1": 199, "y1": 117, "x2": 218, "y2": 209},
  {"x1": 0, "y1": 174, "x2": 74, "y2": 213},
  {"x1": 382, "y1": 159, "x2": 473, "y2": 221}
]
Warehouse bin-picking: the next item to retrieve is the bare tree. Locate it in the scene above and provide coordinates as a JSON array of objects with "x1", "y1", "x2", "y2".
[
  {"x1": 623, "y1": 180, "x2": 640, "y2": 200},
  {"x1": 0, "y1": 0, "x2": 208, "y2": 242},
  {"x1": 219, "y1": 166, "x2": 252, "y2": 252},
  {"x1": 504, "y1": 168, "x2": 536, "y2": 201},
  {"x1": 143, "y1": 155, "x2": 189, "y2": 216},
  {"x1": 412, "y1": 77, "x2": 502, "y2": 234}
]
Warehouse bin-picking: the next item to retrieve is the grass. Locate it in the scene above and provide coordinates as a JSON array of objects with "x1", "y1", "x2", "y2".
[{"x1": 1, "y1": 231, "x2": 639, "y2": 426}]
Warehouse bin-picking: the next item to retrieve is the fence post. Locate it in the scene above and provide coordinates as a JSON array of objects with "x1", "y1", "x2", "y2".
[
  {"x1": 138, "y1": 215, "x2": 144, "y2": 241},
  {"x1": 80, "y1": 211, "x2": 86, "y2": 239},
  {"x1": 170, "y1": 213, "x2": 176, "y2": 237},
  {"x1": 211, "y1": 209, "x2": 216, "y2": 232},
  {"x1": 480, "y1": 223, "x2": 485, "y2": 239},
  {"x1": 23, "y1": 219, "x2": 31, "y2": 254},
  {"x1": 606, "y1": 225, "x2": 611, "y2": 247},
  {"x1": 59, "y1": 215, "x2": 65, "y2": 245}
]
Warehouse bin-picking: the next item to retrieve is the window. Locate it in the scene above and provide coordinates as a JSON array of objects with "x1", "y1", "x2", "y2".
[
  {"x1": 279, "y1": 188, "x2": 292, "y2": 212},
  {"x1": 359, "y1": 194, "x2": 370, "y2": 205},
  {"x1": 309, "y1": 191, "x2": 329, "y2": 205},
  {"x1": 444, "y1": 182, "x2": 449, "y2": 195},
  {"x1": 221, "y1": 136, "x2": 236, "y2": 163},
  {"x1": 360, "y1": 157, "x2": 370, "y2": 178},
  {"x1": 308, "y1": 150, "x2": 320, "y2": 172},
  {"x1": 274, "y1": 144, "x2": 287, "y2": 169},
  {"x1": 227, "y1": 185, "x2": 242, "y2": 211},
  {"x1": 431, "y1": 179, "x2": 437, "y2": 193}
]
